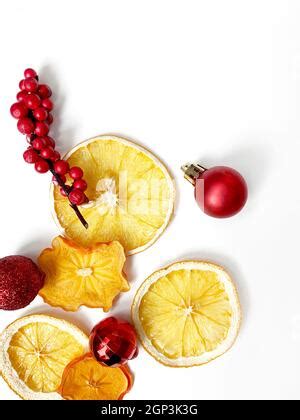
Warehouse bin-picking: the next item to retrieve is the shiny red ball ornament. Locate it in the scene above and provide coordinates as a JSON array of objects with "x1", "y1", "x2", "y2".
[
  {"x1": 182, "y1": 163, "x2": 248, "y2": 218},
  {"x1": 90, "y1": 317, "x2": 138, "y2": 367}
]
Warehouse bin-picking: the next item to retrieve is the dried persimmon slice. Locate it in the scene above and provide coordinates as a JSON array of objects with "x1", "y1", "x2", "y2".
[
  {"x1": 38, "y1": 236, "x2": 129, "y2": 311},
  {"x1": 58, "y1": 353, "x2": 132, "y2": 400}
]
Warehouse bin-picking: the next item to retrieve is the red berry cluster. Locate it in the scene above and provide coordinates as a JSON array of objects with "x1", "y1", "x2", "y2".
[{"x1": 10, "y1": 68, "x2": 89, "y2": 228}]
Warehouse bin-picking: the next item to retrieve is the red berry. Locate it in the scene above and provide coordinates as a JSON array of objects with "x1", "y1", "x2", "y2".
[
  {"x1": 32, "y1": 137, "x2": 47, "y2": 150},
  {"x1": 46, "y1": 113, "x2": 53, "y2": 125},
  {"x1": 69, "y1": 166, "x2": 83, "y2": 180},
  {"x1": 90, "y1": 317, "x2": 138, "y2": 367},
  {"x1": 43, "y1": 136, "x2": 55, "y2": 148},
  {"x1": 33, "y1": 107, "x2": 48, "y2": 121},
  {"x1": 40, "y1": 147, "x2": 54, "y2": 160},
  {"x1": 51, "y1": 150, "x2": 61, "y2": 162},
  {"x1": 37, "y1": 84, "x2": 52, "y2": 98},
  {"x1": 52, "y1": 174, "x2": 66, "y2": 185},
  {"x1": 24, "y1": 93, "x2": 41, "y2": 110},
  {"x1": 24, "y1": 77, "x2": 38, "y2": 93},
  {"x1": 69, "y1": 188, "x2": 86, "y2": 205},
  {"x1": 17, "y1": 91, "x2": 28, "y2": 102},
  {"x1": 41, "y1": 98, "x2": 53, "y2": 111},
  {"x1": 34, "y1": 121, "x2": 49, "y2": 136},
  {"x1": 24, "y1": 68, "x2": 37, "y2": 79},
  {"x1": 23, "y1": 148, "x2": 39, "y2": 164},
  {"x1": 17, "y1": 118, "x2": 35, "y2": 135},
  {"x1": 73, "y1": 179, "x2": 87, "y2": 191},
  {"x1": 34, "y1": 159, "x2": 49, "y2": 173},
  {"x1": 19, "y1": 79, "x2": 26, "y2": 91},
  {"x1": 10, "y1": 102, "x2": 28, "y2": 119},
  {"x1": 54, "y1": 160, "x2": 69, "y2": 175}
]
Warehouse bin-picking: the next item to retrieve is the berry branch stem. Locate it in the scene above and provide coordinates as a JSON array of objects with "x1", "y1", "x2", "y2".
[{"x1": 49, "y1": 167, "x2": 89, "y2": 229}]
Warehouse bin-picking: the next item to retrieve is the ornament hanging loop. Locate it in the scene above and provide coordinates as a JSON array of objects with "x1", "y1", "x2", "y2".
[{"x1": 181, "y1": 163, "x2": 207, "y2": 186}]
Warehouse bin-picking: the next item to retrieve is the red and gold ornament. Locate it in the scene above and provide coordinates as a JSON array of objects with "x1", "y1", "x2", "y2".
[
  {"x1": 90, "y1": 317, "x2": 138, "y2": 367},
  {"x1": 182, "y1": 163, "x2": 248, "y2": 218}
]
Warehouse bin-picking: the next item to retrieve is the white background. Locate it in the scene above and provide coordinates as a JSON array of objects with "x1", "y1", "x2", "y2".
[{"x1": 0, "y1": 0, "x2": 299, "y2": 400}]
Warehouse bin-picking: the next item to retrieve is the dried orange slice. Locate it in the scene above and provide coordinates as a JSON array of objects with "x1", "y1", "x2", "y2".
[
  {"x1": 51, "y1": 135, "x2": 175, "y2": 255},
  {"x1": 38, "y1": 236, "x2": 129, "y2": 312},
  {"x1": 58, "y1": 353, "x2": 132, "y2": 400},
  {"x1": 132, "y1": 261, "x2": 241, "y2": 367},
  {"x1": 0, "y1": 315, "x2": 88, "y2": 400}
]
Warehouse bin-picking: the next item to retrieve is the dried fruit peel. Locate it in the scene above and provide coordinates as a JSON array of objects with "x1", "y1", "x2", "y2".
[
  {"x1": 38, "y1": 236, "x2": 129, "y2": 312},
  {"x1": 132, "y1": 261, "x2": 241, "y2": 367},
  {"x1": 0, "y1": 315, "x2": 89, "y2": 400},
  {"x1": 58, "y1": 353, "x2": 132, "y2": 400},
  {"x1": 51, "y1": 135, "x2": 175, "y2": 255}
]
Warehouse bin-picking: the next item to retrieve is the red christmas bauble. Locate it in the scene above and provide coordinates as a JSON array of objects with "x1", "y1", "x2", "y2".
[
  {"x1": 0, "y1": 256, "x2": 44, "y2": 310},
  {"x1": 195, "y1": 166, "x2": 248, "y2": 218},
  {"x1": 90, "y1": 317, "x2": 138, "y2": 367}
]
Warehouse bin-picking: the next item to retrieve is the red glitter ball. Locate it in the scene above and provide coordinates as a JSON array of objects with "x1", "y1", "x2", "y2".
[
  {"x1": 90, "y1": 317, "x2": 138, "y2": 367},
  {"x1": 0, "y1": 256, "x2": 45, "y2": 310}
]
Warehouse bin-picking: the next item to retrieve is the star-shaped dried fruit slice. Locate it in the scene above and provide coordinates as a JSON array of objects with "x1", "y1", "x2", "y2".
[{"x1": 38, "y1": 236, "x2": 129, "y2": 311}]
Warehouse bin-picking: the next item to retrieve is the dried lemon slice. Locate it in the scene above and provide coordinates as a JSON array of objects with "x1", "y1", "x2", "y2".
[
  {"x1": 38, "y1": 236, "x2": 129, "y2": 312},
  {"x1": 51, "y1": 135, "x2": 175, "y2": 255},
  {"x1": 0, "y1": 315, "x2": 88, "y2": 400},
  {"x1": 132, "y1": 261, "x2": 241, "y2": 367},
  {"x1": 58, "y1": 353, "x2": 132, "y2": 400}
]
